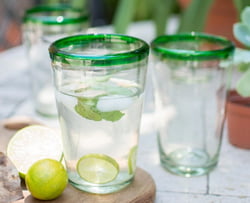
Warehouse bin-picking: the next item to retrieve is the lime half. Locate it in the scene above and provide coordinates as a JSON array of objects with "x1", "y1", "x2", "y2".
[
  {"x1": 128, "y1": 146, "x2": 138, "y2": 174},
  {"x1": 7, "y1": 125, "x2": 63, "y2": 178},
  {"x1": 76, "y1": 153, "x2": 119, "y2": 184}
]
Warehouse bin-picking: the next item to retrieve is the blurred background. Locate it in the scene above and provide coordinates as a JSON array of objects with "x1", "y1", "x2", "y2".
[
  {"x1": 1, "y1": 0, "x2": 249, "y2": 51},
  {"x1": 0, "y1": 0, "x2": 32, "y2": 51},
  {"x1": 0, "y1": 0, "x2": 119, "y2": 51}
]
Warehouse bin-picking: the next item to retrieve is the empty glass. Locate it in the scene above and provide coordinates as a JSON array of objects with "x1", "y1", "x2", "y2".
[
  {"x1": 151, "y1": 33, "x2": 235, "y2": 177},
  {"x1": 23, "y1": 5, "x2": 88, "y2": 116}
]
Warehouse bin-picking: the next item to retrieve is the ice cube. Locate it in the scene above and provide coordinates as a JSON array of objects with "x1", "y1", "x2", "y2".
[
  {"x1": 77, "y1": 89, "x2": 106, "y2": 98},
  {"x1": 96, "y1": 95, "x2": 135, "y2": 112},
  {"x1": 110, "y1": 78, "x2": 138, "y2": 88}
]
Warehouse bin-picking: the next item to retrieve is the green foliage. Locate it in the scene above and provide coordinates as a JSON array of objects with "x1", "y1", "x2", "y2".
[
  {"x1": 113, "y1": 0, "x2": 214, "y2": 36},
  {"x1": 237, "y1": 68, "x2": 250, "y2": 97},
  {"x1": 233, "y1": 6, "x2": 250, "y2": 97},
  {"x1": 113, "y1": 0, "x2": 135, "y2": 34},
  {"x1": 233, "y1": 0, "x2": 250, "y2": 18},
  {"x1": 177, "y1": 0, "x2": 214, "y2": 33},
  {"x1": 97, "y1": 0, "x2": 211, "y2": 35},
  {"x1": 153, "y1": 0, "x2": 177, "y2": 36},
  {"x1": 44, "y1": 0, "x2": 87, "y2": 11},
  {"x1": 234, "y1": 7, "x2": 250, "y2": 47}
]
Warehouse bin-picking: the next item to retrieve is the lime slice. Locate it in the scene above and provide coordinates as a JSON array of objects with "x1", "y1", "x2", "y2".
[
  {"x1": 76, "y1": 153, "x2": 119, "y2": 184},
  {"x1": 7, "y1": 125, "x2": 63, "y2": 178},
  {"x1": 128, "y1": 146, "x2": 138, "y2": 174}
]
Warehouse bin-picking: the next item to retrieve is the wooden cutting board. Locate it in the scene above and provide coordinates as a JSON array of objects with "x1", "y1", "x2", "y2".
[{"x1": 0, "y1": 117, "x2": 156, "y2": 203}]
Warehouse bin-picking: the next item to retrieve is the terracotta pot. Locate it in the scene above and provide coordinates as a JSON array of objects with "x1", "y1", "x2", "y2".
[
  {"x1": 227, "y1": 90, "x2": 250, "y2": 149},
  {"x1": 205, "y1": 0, "x2": 239, "y2": 45}
]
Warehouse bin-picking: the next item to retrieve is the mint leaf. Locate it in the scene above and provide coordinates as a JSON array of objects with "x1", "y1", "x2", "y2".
[
  {"x1": 100, "y1": 111, "x2": 124, "y2": 122},
  {"x1": 75, "y1": 97, "x2": 124, "y2": 122},
  {"x1": 75, "y1": 98, "x2": 102, "y2": 121}
]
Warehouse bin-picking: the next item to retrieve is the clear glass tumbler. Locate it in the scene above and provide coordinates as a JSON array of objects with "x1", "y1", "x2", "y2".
[
  {"x1": 151, "y1": 33, "x2": 235, "y2": 177},
  {"x1": 49, "y1": 34, "x2": 149, "y2": 193},
  {"x1": 23, "y1": 5, "x2": 88, "y2": 117}
]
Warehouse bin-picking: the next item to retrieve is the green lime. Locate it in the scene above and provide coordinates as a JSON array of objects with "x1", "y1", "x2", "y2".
[
  {"x1": 7, "y1": 125, "x2": 63, "y2": 178},
  {"x1": 76, "y1": 153, "x2": 119, "y2": 184},
  {"x1": 25, "y1": 159, "x2": 68, "y2": 200},
  {"x1": 128, "y1": 146, "x2": 138, "y2": 174}
]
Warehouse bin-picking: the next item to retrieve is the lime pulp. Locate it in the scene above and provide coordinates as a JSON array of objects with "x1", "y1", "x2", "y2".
[{"x1": 76, "y1": 153, "x2": 119, "y2": 184}]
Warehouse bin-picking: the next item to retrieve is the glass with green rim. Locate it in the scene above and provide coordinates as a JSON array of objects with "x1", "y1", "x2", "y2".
[
  {"x1": 23, "y1": 5, "x2": 89, "y2": 117},
  {"x1": 151, "y1": 32, "x2": 235, "y2": 177},
  {"x1": 49, "y1": 34, "x2": 149, "y2": 194}
]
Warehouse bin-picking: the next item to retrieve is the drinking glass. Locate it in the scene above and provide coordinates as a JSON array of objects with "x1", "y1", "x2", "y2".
[
  {"x1": 49, "y1": 34, "x2": 149, "y2": 193},
  {"x1": 151, "y1": 33, "x2": 235, "y2": 177},
  {"x1": 23, "y1": 5, "x2": 88, "y2": 116}
]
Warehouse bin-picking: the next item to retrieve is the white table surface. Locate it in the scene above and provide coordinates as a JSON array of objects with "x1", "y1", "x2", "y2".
[{"x1": 1, "y1": 21, "x2": 250, "y2": 203}]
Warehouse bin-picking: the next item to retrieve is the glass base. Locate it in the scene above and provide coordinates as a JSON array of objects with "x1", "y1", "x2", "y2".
[
  {"x1": 159, "y1": 148, "x2": 218, "y2": 177},
  {"x1": 69, "y1": 178, "x2": 132, "y2": 194}
]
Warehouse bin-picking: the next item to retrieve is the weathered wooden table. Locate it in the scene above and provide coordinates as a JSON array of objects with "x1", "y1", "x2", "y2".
[{"x1": 1, "y1": 21, "x2": 250, "y2": 203}]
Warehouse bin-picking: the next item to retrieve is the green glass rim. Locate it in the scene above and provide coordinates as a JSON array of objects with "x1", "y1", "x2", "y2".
[
  {"x1": 151, "y1": 32, "x2": 235, "y2": 60},
  {"x1": 49, "y1": 34, "x2": 150, "y2": 66},
  {"x1": 23, "y1": 5, "x2": 88, "y2": 25}
]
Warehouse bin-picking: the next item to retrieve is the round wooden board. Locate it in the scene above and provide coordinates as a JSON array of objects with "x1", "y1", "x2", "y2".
[
  {"x1": 16, "y1": 168, "x2": 156, "y2": 203},
  {"x1": 0, "y1": 117, "x2": 156, "y2": 203}
]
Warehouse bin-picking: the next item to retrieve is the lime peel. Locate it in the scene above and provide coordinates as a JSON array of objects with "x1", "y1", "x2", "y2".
[
  {"x1": 25, "y1": 158, "x2": 68, "y2": 200},
  {"x1": 128, "y1": 146, "x2": 138, "y2": 174}
]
